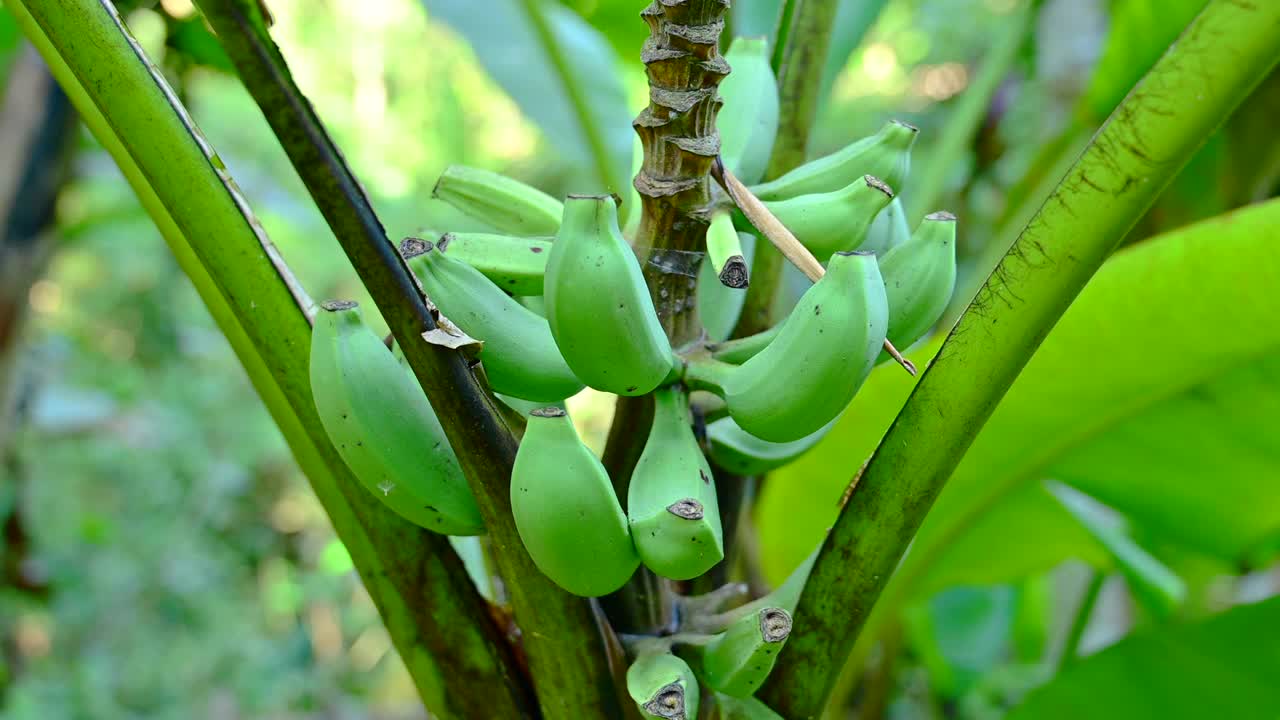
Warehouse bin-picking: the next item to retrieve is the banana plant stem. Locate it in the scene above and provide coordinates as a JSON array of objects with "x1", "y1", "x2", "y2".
[{"x1": 1060, "y1": 570, "x2": 1105, "y2": 670}]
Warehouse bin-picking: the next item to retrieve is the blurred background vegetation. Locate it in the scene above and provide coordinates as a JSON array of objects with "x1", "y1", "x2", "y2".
[{"x1": 0, "y1": 0, "x2": 1276, "y2": 718}]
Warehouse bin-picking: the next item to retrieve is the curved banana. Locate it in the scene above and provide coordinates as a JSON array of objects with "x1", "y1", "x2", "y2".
[
  {"x1": 628, "y1": 385, "x2": 724, "y2": 580},
  {"x1": 757, "y1": 174, "x2": 895, "y2": 260},
  {"x1": 510, "y1": 407, "x2": 639, "y2": 596},
  {"x1": 706, "y1": 209, "x2": 749, "y2": 288},
  {"x1": 402, "y1": 239, "x2": 583, "y2": 402},
  {"x1": 686, "y1": 251, "x2": 888, "y2": 443},
  {"x1": 627, "y1": 650, "x2": 700, "y2": 720},
  {"x1": 862, "y1": 196, "x2": 911, "y2": 257},
  {"x1": 719, "y1": 35, "x2": 779, "y2": 186},
  {"x1": 706, "y1": 415, "x2": 835, "y2": 476},
  {"x1": 711, "y1": 693, "x2": 784, "y2": 719},
  {"x1": 707, "y1": 322, "x2": 780, "y2": 364},
  {"x1": 546, "y1": 195, "x2": 673, "y2": 396},
  {"x1": 697, "y1": 607, "x2": 793, "y2": 697},
  {"x1": 750, "y1": 119, "x2": 918, "y2": 202},
  {"x1": 698, "y1": 231, "x2": 756, "y2": 342},
  {"x1": 880, "y1": 211, "x2": 958, "y2": 356},
  {"x1": 309, "y1": 301, "x2": 484, "y2": 535},
  {"x1": 418, "y1": 231, "x2": 551, "y2": 296},
  {"x1": 432, "y1": 164, "x2": 562, "y2": 236}
]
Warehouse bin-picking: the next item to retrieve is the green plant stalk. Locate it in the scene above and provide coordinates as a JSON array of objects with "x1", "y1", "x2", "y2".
[
  {"x1": 760, "y1": 1, "x2": 1280, "y2": 716},
  {"x1": 1060, "y1": 569, "x2": 1104, "y2": 670},
  {"x1": 908, "y1": 1, "x2": 1034, "y2": 217},
  {"x1": 4, "y1": 0, "x2": 536, "y2": 716},
  {"x1": 732, "y1": 0, "x2": 840, "y2": 337},
  {"x1": 516, "y1": 0, "x2": 623, "y2": 204},
  {"x1": 192, "y1": 2, "x2": 620, "y2": 716}
]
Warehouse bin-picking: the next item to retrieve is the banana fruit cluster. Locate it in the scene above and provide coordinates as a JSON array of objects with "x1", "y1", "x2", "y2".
[{"x1": 304, "y1": 32, "x2": 960, "y2": 706}]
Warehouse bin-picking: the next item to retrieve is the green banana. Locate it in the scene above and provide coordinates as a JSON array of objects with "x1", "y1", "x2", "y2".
[
  {"x1": 880, "y1": 211, "x2": 958, "y2": 355},
  {"x1": 686, "y1": 251, "x2": 888, "y2": 443},
  {"x1": 309, "y1": 301, "x2": 484, "y2": 535},
  {"x1": 546, "y1": 195, "x2": 673, "y2": 396},
  {"x1": 627, "y1": 650, "x2": 700, "y2": 720},
  {"x1": 510, "y1": 407, "x2": 640, "y2": 596},
  {"x1": 749, "y1": 119, "x2": 918, "y2": 202},
  {"x1": 756, "y1": 174, "x2": 895, "y2": 260},
  {"x1": 718, "y1": 36, "x2": 779, "y2": 185},
  {"x1": 418, "y1": 231, "x2": 551, "y2": 296},
  {"x1": 710, "y1": 693, "x2": 784, "y2": 719},
  {"x1": 432, "y1": 164, "x2": 563, "y2": 236},
  {"x1": 862, "y1": 196, "x2": 912, "y2": 257},
  {"x1": 706, "y1": 415, "x2": 835, "y2": 476},
  {"x1": 402, "y1": 238, "x2": 583, "y2": 402},
  {"x1": 628, "y1": 385, "x2": 724, "y2": 580},
  {"x1": 706, "y1": 209, "x2": 749, "y2": 288},
  {"x1": 698, "y1": 231, "x2": 756, "y2": 342},
  {"x1": 697, "y1": 607, "x2": 793, "y2": 697},
  {"x1": 707, "y1": 320, "x2": 779, "y2": 364}
]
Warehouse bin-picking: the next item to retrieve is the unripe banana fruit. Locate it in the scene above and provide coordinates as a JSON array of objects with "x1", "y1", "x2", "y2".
[
  {"x1": 697, "y1": 607, "x2": 793, "y2": 697},
  {"x1": 698, "y1": 231, "x2": 756, "y2": 342},
  {"x1": 402, "y1": 238, "x2": 583, "y2": 402},
  {"x1": 419, "y1": 231, "x2": 551, "y2": 296},
  {"x1": 710, "y1": 693, "x2": 784, "y2": 719},
  {"x1": 718, "y1": 36, "x2": 779, "y2": 186},
  {"x1": 628, "y1": 650, "x2": 700, "y2": 720},
  {"x1": 309, "y1": 301, "x2": 484, "y2": 535},
  {"x1": 757, "y1": 174, "x2": 895, "y2": 260},
  {"x1": 546, "y1": 195, "x2": 673, "y2": 396},
  {"x1": 629, "y1": 385, "x2": 725, "y2": 580},
  {"x1": 432, "y1": 164, "x2": 563, "y2": 236},
  {"x1": 750, "y1": 119, "x2": 918, "y2": 202},
  {"x1": 706, "y1": 209, "x2": 749, "y2": 288},
  {"x1": 686, "y1": 251, "x2": 889, "y2": 443},
  {"x1": 706, "y1": 415, "x2": 835, "y2": 476},
  {"x1": 510, "y1": 407, "x2": 639, "y2": 596},
  {"x1": 880, "y1": 211, "x2": 958, "y2": 355}
]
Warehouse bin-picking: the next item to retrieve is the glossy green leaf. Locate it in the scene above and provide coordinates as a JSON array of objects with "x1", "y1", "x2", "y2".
[
  {"x1": 421, "y1": 0, "x2": 632, "y2": 201},
  {"x1": 1008, "y1": 597, "x2": 1280, "y2": 719},
  {"x1": 759, "y1": 199, "x2": 1280, "y2": 595}
]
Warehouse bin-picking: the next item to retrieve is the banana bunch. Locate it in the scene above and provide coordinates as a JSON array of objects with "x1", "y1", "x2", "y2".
[
  {"x1": 545, "y1": 194, "x2": 673, "y2": 397},
  {"x1": 510, "y1": 406, "x2": 639, "y2": 597},
  {"x1": 402, "y1": 238, "x2": 583, "y2": 402},
  {"x1": 629, "y1": 385, "x2": 725, "y2": 580},
  {"x1": 309, "y1": 301, "x2": 484, "y2": 535},
  {"x1": 686, "y1": 250, "x2": 889, "y2": 443}
]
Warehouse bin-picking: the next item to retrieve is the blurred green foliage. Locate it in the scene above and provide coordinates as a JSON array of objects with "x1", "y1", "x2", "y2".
[{"x1": 1, "y1": 0, "x2": 1277, "y2": 717}]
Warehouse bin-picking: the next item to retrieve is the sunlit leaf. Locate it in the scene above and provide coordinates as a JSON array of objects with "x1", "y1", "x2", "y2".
[
  {"x1": 421, "y1": 0, "x2": 632, "y2": 199},
  {"x1": 759, "y1": 199, "x2": 1280, "y2": 596},
  {"x1": 1008, "y1": 597, "x2": 1280, "y2": 719}
]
